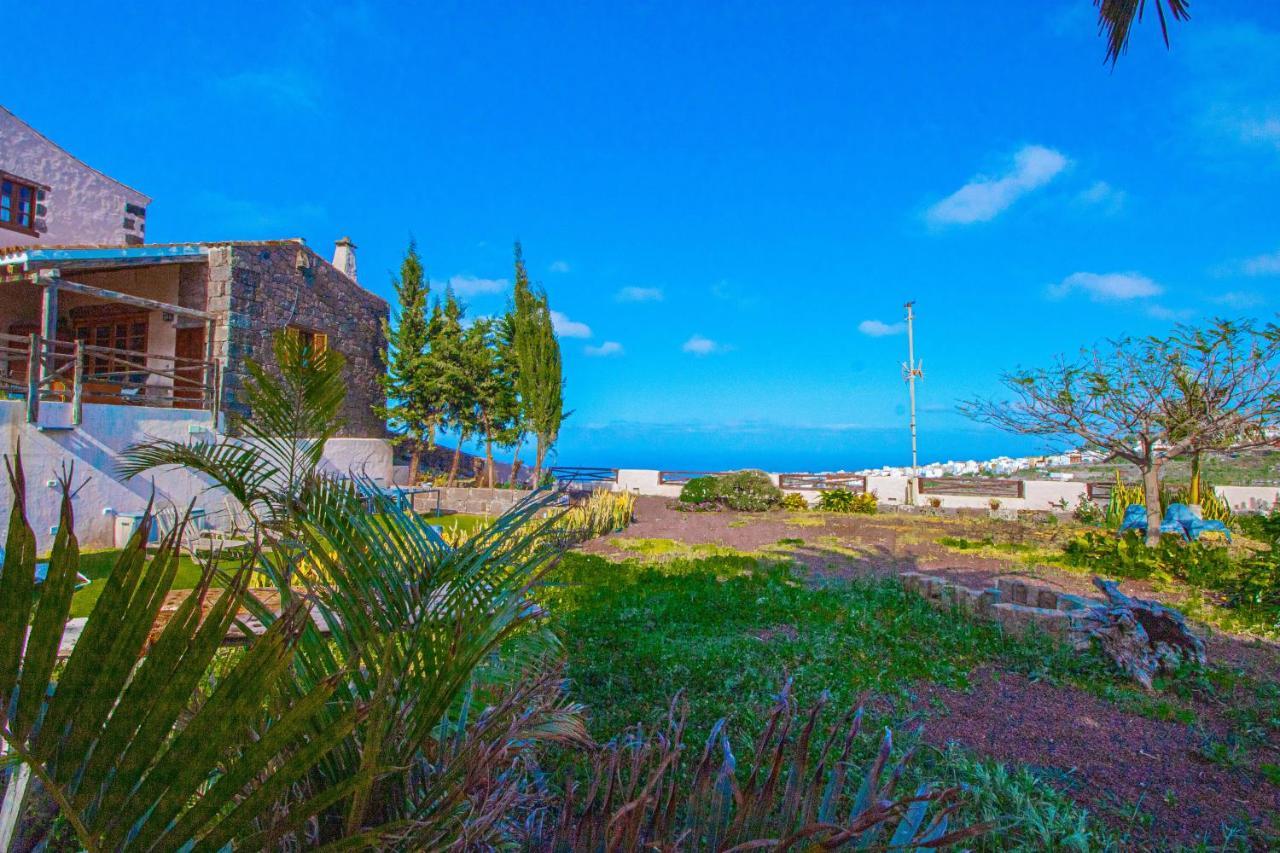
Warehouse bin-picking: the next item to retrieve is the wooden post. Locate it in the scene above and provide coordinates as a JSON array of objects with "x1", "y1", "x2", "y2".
[
  {"x1": 39, "y1": 282, "x2": 58, "y2": 386},
  {"x1": 72, "y1": 341, "x2": 84, "y2": 426},
  {"x1": 204, "y1": 319, "x2": 217, "y2": 422},
  {"x1": 0, "y1": 732, "x2": 32, "y2": 852},
  {"x1": 210, "y1": 360, "x2": 222, "y2": 427},
  {"x1": 25, "y1": 333, "x2": 39, "y2": 424}
]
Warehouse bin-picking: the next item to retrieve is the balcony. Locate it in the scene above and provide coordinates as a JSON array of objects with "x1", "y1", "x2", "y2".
[{"x1": 0, "y1": 331, "x2": 219, "y2": 427}]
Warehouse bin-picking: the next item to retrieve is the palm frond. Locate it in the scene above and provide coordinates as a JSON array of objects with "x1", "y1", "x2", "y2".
[
  {"x1": 1096, "y1": 0, "x2": 1191, "y2": 65},
  {"x1": 0, "y1": 454, "x2": 362, "y2": 850}
]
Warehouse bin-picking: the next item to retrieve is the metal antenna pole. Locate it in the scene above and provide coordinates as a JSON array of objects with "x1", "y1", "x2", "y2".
[{"x1": 902, "y1": 301, "x2": 924, "y2": 502}]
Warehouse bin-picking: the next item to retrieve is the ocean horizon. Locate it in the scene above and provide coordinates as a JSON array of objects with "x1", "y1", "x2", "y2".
[{"x1": 450, "y1": 426, "x2": 1063, "y2": 475}]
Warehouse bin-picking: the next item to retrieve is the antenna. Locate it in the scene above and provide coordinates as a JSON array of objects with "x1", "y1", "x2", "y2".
[{"x1": 902, "y1": 301, "x2": 924, "y2": 502}]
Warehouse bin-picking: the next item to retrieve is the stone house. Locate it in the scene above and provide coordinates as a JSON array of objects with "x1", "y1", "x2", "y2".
[
  {"x1": 0, "y1": 105, "x2": 150, "y2": 247},
  {"x1": 0, "y1": 103, "x2": 387, "y2": 436},
  {"x1": 0, "y1": 107, "x2": 391, "y2": 548}
]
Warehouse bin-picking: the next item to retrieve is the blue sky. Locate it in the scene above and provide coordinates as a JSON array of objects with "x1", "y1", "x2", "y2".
[{"x1": 9, "y1": 1, "x2": 1280, "y2": 470}]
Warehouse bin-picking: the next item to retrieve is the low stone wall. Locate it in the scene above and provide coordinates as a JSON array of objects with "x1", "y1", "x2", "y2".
[
  {"x1": 416, "y1": 486, "x2": 534, "y2": 516},
  {"x1": 900, "y1": 570, "x2": 1095, "y2": 649}
]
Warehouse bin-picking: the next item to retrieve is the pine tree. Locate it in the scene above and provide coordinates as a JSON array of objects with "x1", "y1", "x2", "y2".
[
  {"x1": 494, "y1": 310, "x2": 526, "y2": 485},
  {"x1": 433, "y1": 288, "x2": 472, "y2": 485},
  {"x1": 380, "y1": 240, "x2": 435, "y2": 484}
]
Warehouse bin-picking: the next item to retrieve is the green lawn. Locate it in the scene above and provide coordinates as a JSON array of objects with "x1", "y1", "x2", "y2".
[
  {"x1": 70, "y1": 549, "x2": 213, "y2": 618},
  {"x1": 69, "y1": 513, "x2": 495, "y2": 618},
  {"x1": 540, "y1": 550, "x2": 1252, "y2": 850},
  {"x1": 423, "y1": 512, "x2": 495, "y2": 539}
]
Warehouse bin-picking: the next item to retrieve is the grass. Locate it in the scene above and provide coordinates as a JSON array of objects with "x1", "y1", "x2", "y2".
[
  {"x1": 543, "y1": 550, "x2": 1128, "y2": 848},
  {"x1": 69, "y1": 511, "x2": 497, "y2": 618},
  {"x1": 71, "y1": 549, "x2": 211, "y2": 618}
]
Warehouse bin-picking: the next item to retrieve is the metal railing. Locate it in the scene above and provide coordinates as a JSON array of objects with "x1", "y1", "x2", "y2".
[
  {"x1": 0, "y1": 331, "x2": 220, "y2": 425},
  {"x1": 549, "y1": 466, "x2": 619, "y2": 485},
  {"x1": 777, "y1": 473, "x2": 868, "y2": 492}
]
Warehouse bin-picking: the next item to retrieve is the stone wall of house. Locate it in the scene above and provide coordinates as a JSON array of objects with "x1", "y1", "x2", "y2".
[{"x1": 205, "y1": 241, "x2": 388, "y2": 437}]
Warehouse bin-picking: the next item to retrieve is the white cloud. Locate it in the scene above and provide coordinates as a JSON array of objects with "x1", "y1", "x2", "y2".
[
  {"x1": 447, "y1": 274, "x2": 507, "y2": 297},
  {"x1": 925, "y1": 145, "x2": 1069, "y2": 226},
  {"x1": 1241, "y1": 249, "x2": 1280, "y2": 276},
  {"x1": 549, "y1": 260, "x2": 571, "y2": 273},
  {"x1": 1146, "y1": 304, "x2": 1193, "y2": 321},
  {"x1": 1076, "y1": 180, "x2": 1126, "y2": 213},
  {"x1": 585, "y1": 341, "x2": 624, "y2": 357},
  {"x1": 550, "y1": 310, "x2": 592, "y2": 338},
  {"x1": 682, "y1": 334, "x2": 725, "y2": 356},
  {"x1": 857, "y1": 319, "x2": 906, "y2": 337},
  {"x1": 1047, "y1": 271, "x2": 1162, "y2": 301},
  {"x1": 1211, "y1": 290, "x2": 1266, "y2": 309},
  {"x1": 616, "y1": 286, "x2": 664, "y2": 302}
]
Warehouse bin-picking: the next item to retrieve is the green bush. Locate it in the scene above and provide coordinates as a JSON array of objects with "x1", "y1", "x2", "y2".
[
  {"x1": 780, "y1": 492, "x2": 810, "y2": 511},
  {"x1": 717, "y1": 469, "x2": 783, "y2": 512},
  {"x1": 679, "y1": 476, "x2": 722, "y2": 506},
  {"x1": 1072, "y1": 493, "x2": 1104, "y2": 525},
  {"x1": 818, "y1": 488, "x2": 878, "y2": 514}
]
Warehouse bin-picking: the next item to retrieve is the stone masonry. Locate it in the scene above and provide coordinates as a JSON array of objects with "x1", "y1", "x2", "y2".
[
  {"x1": 413, "y1": 487, "x2": 536, "y2": 516},
  {"x1": 206, "y1": 241, "x2": 388, "y2": 437},
  {"x1": 900, "y1": 570, "x2": 1097, "y2": 649}
]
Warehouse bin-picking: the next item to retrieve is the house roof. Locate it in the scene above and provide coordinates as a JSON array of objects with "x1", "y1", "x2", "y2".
[
  {"x1": 1, "y1": 105, "x2": 152, "y2": 204},
  {"x1": 0, "y1": 239, "x2": 314, "y2": 267},
  {"x1": 0, "y1": 240, "x2": 388, "y2": 307}
]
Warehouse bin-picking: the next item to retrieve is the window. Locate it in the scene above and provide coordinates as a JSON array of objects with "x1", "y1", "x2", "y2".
[
  {"x1": 0, "y1": 175, "x2": 39, "y2": 234},
  {"x1": 74, "y1": 314, "x2": 148, "y2": 378},
  {"x1": 286, "y1": 325, "x2": 328, "y2": 356}
]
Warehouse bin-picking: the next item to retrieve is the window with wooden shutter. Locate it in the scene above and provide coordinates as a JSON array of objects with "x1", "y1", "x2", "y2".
[{"x1": 0, "y1": 174, "x2": 40, "y2": 235}]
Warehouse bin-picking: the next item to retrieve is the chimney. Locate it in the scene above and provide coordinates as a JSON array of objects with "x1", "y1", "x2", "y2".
[{"x1": 333, "y1": 236, "x2": 357, "y2": 281}]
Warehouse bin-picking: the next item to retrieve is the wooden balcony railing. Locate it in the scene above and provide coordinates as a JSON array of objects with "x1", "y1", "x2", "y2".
[{"x1": 0, "y1": 332, "x2": 220, "y2": 425}]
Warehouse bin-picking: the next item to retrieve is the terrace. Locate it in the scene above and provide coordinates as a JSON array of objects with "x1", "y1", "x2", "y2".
[{"x1": 0, "y1": 249, "x2": 219, "y2": 426}]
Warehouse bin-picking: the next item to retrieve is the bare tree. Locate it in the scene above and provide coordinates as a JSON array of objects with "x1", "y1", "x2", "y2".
[{"x1": 962, "y1": 320, "x2": 1280, "y2": 544}]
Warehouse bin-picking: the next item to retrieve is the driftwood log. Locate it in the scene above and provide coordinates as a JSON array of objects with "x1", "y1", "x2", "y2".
[{"x1": 1077, "y1": 577, "x2": 1207, "y2": 689}]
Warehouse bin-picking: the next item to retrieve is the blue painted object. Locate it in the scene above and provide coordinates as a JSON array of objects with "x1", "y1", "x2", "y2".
[{"x1": 1119, "y1": 504, "x2": 1148, "y2": 534}]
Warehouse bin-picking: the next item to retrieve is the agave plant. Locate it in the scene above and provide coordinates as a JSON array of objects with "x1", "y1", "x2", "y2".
[
  {"x1": 555, "y1": 488, "x2": 636, "y2": 541},
  {"x1": 0, "y1": 453, "x2": 360, "y2": 851},
  {"x1": 535, "y1": 681, "x2": 989, "y2": 850}
]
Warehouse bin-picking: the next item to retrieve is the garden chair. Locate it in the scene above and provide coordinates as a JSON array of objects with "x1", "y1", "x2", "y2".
[{"x1": 153, "y1": 506, "x2": 251, "y2": 559}]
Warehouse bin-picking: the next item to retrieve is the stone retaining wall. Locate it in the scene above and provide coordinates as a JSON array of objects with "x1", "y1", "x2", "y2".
[
  {"x1": 416, "y1": 486, "x2": 535, "y2": 516},
  {"x1": 900, "y1": 570, "x2": 1096, "y2": 650}
]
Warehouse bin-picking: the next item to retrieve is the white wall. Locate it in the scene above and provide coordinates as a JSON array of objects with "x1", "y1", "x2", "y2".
[
  {"x1": 0, "y1": 400, "x2": 393, "y2": 552},
  {"x1": 0, "y1": 105, "x2": 149, "y2": 246},
  {"x1": 607, "y1": 468, "x2": 1277, "y2": 514}
]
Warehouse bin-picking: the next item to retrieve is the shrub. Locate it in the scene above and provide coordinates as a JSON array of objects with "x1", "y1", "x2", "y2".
[
  {"x1": 1073, "y1": 493, "x2": 1104, "y2": 525},
  {"x1": 717, "y1": 469, "x2": 783, "y2": 512},
  {"x1": 819, "y1": 488, "x2": 878, "y2": 514},
  {"x1": 780, "y1": 492, "x2": 810, "y2": 511},
  {"x1": 678, "y1": 475, "x2": 721, "y2": 506}
]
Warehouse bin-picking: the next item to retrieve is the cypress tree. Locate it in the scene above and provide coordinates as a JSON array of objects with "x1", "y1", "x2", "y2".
[{"x1": 509, "y1": 243, "x2": 565, "y2": 487}]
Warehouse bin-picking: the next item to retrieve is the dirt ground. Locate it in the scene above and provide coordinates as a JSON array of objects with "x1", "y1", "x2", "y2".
[{"x1": 586, "y1": 496, "x2": 1280, "y2": 847}]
